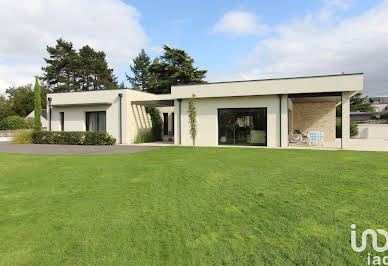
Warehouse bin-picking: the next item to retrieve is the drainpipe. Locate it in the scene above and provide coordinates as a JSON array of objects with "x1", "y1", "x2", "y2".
[
  {"x1": 178, "y1": 99, "x2": 182, "y2": 144},
  {"x1": 118, "y1": 93, "x2": 123, "y2": 144},
  {"x1": 278, "y1": 94, "x2": 282, "y2": 147},
  {"x1": 48, "y1": 97, "x2": 52, "y2": 131}
]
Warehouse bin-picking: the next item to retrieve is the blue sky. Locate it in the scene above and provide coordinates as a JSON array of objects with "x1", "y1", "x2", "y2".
[
  {"x1": 129, "y1": 0, "x2": 379, "y2": 72},
  {"x1": 1, "y1": 0, "x2": 388, "y2": 95}
]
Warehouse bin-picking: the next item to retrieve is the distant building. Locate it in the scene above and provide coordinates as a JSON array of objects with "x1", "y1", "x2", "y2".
[
  {"x1": 25, "y1": 109, "x2": 48, "y2": 130},
  {"x1": 367, "y1": 97, "x2": 388, "y2": 112}
]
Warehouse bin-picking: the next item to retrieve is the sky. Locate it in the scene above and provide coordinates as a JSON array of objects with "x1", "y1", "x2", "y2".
[{"x1": 0, "y1": 0, "x2": 387, "y2": 96}]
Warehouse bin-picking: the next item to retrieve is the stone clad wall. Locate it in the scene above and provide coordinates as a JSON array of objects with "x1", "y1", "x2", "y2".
[
  {"x1": 293, "y1": 102, "x2": 336, "y2": 142},
  {"x1": 0, "y1": 130, "x2": 22, "y2": 137}
]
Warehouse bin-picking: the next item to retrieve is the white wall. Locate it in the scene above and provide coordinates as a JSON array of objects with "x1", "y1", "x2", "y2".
[
  {"x1": 25, "y1": 110, "x2": 48, "y2": 129},
  {"x1": 356, "y1": 124, "x2": 388, "y2": 139},
  {"x1": 48, "y1": 89, "x2": 157, "y2": 144},
  {"x1": 175, "y1": 95, "x2": 281, "y2": 147},
  {"x1": 171, "y1": 74, "x2": 363, "y2": 99}
]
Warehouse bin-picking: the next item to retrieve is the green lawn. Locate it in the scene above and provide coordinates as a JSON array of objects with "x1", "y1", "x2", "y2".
[{"x1": 0, "y1": 147, "x2": 387, "y2": 265}]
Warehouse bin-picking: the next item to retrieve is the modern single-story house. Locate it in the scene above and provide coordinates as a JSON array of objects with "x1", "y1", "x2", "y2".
[
  {"x1": 46, "y1": 73, "x2": 363, "y2": 148},
  {"x1": 25, "y1": 109, "x2": 48, "y2": 130}
]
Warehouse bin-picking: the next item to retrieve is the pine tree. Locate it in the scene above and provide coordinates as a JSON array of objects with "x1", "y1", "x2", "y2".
[
  {"x1": 34, "y1": 77, "x2": 42, "y2": 131},
  {"x1": 78, "y1": 45, "x2": 117, "y2": 90},
  {"x1": 42, "y1": 38, "x2": 79, "y2": 92},
  {"x1": 126, "y1": 49, "x2": 151, "y2": 91},
  {"x1": 147, "y1": 45, "x2": 207, "y2": 94},
  {"x1": 42, "y1": 38, "x2": 117, "y2": 92}
]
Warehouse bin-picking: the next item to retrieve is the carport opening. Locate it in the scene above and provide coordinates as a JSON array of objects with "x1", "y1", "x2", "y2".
[
  {"x1": 288, "y1": 92, "x2": 341, "y2": 148},
  {"x1": 131, "y1": 100, "x2": 175, "y2": 144}
]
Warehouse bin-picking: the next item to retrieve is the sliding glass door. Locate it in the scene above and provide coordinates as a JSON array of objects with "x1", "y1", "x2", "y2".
[{"x1": 218, "y1": 108, "x2": 267, "y2": 146}]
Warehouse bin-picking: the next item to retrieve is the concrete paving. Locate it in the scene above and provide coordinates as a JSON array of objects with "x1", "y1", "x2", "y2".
[{"x1": 0, "y1": 142, "x2": 160, "y2": 155}]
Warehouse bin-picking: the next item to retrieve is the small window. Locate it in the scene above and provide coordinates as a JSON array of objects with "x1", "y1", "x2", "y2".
[
  {"x1": 86, "y1": 111, "x2": 106, "y2": 132},
  {"x1": 59, "y1": 112, "x2": 64, "y2": 131},
  {"x1": 163, "y1": 113, "x2": 168, "y2": 135}
]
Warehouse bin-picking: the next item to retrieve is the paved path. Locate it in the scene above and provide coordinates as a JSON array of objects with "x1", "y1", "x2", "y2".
[{"x1": 0, "y1": 142, "x2": 160, "y2": 155}]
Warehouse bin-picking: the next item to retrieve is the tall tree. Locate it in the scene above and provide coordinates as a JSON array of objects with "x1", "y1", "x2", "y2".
[
  {"x1": 34, "y1": 77, "x2": 42, "y2": 131},
  {"x1": 147, "y1": 45, "x2": 207, "y2": 94},
  {"x1": 0, "y1": 96, "x2": 15, "y2": 121},
  {"x1": 6, "y1": 84, "x2": 34, "y2": 117},
  {"x1": 42, "y1": 38, "x2": 117, "y2": 92},
  {"x1": 42, "y1": 38, "x2": 79, "y2": 92},
  {"x1": 3, "y1": 83, "x2": 49, "y2": 119},
  {"x1": 78, "y1": 45, "x2": 117, "y2": 91},
  {"x1": 126, "y1": 49, "x2": 151, "y2": 91}
]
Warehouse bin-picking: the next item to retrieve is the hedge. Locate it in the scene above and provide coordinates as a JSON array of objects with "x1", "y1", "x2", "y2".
[
  {"x1": 0, "y1": 116, "x2": 29, "y2": 130},
  {"x1": 32, "y1": 131, "x2": 116, "y2": 145}
]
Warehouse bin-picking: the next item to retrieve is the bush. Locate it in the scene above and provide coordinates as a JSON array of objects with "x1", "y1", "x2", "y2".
[
  {"x1": 0, "y1": 116, "x2": 29, "y2": 130},
  {"x1": 25, "y1": 117, "x2": 35, "y2": 129},
  {"x1": 336, "y1": 120, "x2": 359, "y2": 138},
  {"x1": 145, "y1": 107, "x2": 162, "y2": 141},
  {"x1": 32, "y1": 131, "x2": 116, "y2": 145},
  {"x1": 11, "y1": 130, "x2": 33, "y2": 144},
  {"x1": 135, "y1": 131, "x2": 154, "y2": 144}
]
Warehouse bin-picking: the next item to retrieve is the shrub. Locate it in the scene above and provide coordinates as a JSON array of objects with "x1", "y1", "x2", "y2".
[
  {"x1": 0, "y1": 116, "x2": 29, "y2": 130},
  {"x1": 336, "y1": 120, "x2": 359, "y2": 138},
  {"x1": 145, "y1": 107, "x2": 162, "y2": 141},
  {"x1": 25, "y1": 117, "x2": 35, "y2": 129},
  {"x1": 11, "y1": 130, "x2": 33, "y2": 144},
  {"x1": 135, "y1": 131, "x2": 154, "y2": 144},
  {"x1": 32, "y1": 131, "x2": 116, "y2": 145}
]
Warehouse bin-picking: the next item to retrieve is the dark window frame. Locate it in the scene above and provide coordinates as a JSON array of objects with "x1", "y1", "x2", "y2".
[
  {"x1": 217, "y1": 107, "x2": 267, "y2": 146},
  {"x1": 171, "y1": 112, "x2": 174, "y2": 136},
  {"x1": 59, "y1": 112, "x2": 64, "y2": 131},
  {"x1": 85, "y1": 111, "x2": 106, "y2": 132},
  {"x1": 163, "y1": 113, "x2": 168, "y2": 136}
]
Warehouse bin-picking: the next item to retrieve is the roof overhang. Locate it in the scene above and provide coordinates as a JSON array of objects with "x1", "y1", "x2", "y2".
[
  {"x1": 131, "y1": 100, "x2": 174, "y2": 107},
  {"x1": 51, "y1": 102, "x2": 112, "y2": 107},
  {"x1": 171, "y1": 73, "x2": 363, "y2": 99}
]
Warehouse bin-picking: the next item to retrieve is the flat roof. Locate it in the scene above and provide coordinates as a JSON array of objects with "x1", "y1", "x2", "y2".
[
  {"x1": 172, "y1": 73, "x2": 364, "y2": 87},
  {"x1": 171, "y1": 73, "x2": 364, "y2": 99}
]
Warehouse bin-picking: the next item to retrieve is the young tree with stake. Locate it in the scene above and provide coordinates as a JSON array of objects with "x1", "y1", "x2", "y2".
[{"x1": 187, "y1": 94, "x2": 197, "y2": 148}]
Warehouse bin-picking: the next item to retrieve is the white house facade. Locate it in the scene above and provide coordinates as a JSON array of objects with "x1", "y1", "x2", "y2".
[{"x1": 46, "y1": 73, "x2": 363, "y2": 148}]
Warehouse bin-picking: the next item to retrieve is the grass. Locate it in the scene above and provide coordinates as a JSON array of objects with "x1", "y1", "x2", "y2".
[
  {"x1": 0, "y1": 147, "x2": 387, "y2": 265},
  {"x1": 11, "y1": 130, "x2": 33, "y2": 144}
]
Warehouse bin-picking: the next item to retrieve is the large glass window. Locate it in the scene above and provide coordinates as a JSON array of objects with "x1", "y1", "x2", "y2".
[
  {"x1": 218, "y1": 108, "x2": 267, "y2": 146},
  {"x1": 86, "y1": 111, "x2": 106, "y2": 132}
]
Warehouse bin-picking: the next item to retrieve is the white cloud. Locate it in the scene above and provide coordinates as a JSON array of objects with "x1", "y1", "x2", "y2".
[
  {"x1": 210, "y1": 1, "x2": 388, "y2": 96},
  {"x1": 0, "y1": 64, "x2": 40, "y2": 95},
  {"x1": 324, "y1": 0, "x2": 354, "y2": 10},
  {"x1": 212, "y1": 11, "x2": 269, "y2": 36},
  {"x1": 0, "y1": 0, "x2": 149, "y2": 93},
  {"x1": 147, "y1": 46, "x2": 164, "y2": 54}
]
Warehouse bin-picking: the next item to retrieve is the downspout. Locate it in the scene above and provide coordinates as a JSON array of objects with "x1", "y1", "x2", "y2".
[
  {"x1": 48, "y1": 97, "x2": 52, "y2": 131},
  {"x1": 178, "y1": 99, "x2": 182, "y2": 145},
  {"x1": 118, "y1": 93, "x2": 123, "y2": 144},
  {"x1": 278, "y1": 94, "x2": 282, "y2": 147}
]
